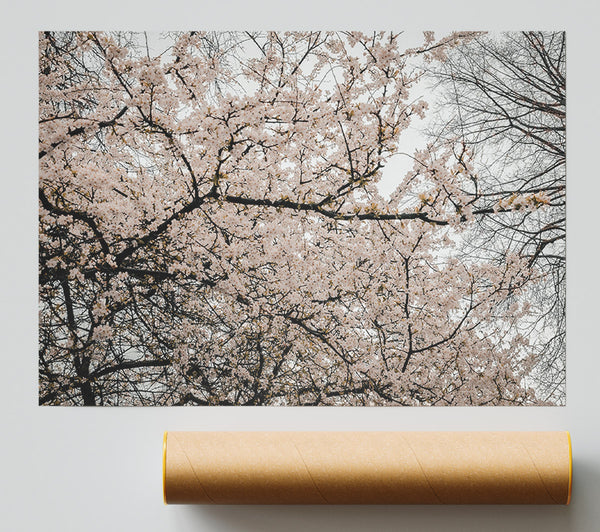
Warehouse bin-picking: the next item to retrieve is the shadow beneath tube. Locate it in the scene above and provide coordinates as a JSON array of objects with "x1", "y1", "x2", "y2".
[{"x1": 185, "y1": 503, "x2": 573, "y2": 532}]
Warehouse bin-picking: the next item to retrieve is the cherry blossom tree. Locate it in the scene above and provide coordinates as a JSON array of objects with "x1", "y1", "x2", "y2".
[{"x1": 39, "y1": 31, "x2": 554, "y2": 406}]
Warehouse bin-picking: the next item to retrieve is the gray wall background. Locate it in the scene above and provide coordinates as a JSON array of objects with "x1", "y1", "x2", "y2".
[{"x1": 2, "y1": 1, "x2": 598, "y2": 530}]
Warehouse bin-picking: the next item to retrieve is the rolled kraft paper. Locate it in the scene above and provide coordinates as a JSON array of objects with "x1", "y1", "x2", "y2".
[{"x1": 163, "y1": 431, "x2": 572, "y2": 505}]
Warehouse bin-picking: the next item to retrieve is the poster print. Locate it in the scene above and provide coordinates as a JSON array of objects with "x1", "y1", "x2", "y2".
[{"x1": 39, "y1": 32, "x2": 565, "y2": 406}]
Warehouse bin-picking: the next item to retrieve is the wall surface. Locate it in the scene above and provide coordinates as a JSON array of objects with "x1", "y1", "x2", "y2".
[{"x1": 2, "y1": 1, "x2": 599, "y2": 531}]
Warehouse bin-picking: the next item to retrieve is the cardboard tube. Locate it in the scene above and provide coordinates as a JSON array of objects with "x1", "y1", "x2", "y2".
[{"x1": 163, "y1": 431, "x2": 572, "y2": 505}]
